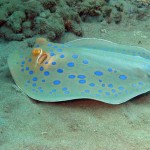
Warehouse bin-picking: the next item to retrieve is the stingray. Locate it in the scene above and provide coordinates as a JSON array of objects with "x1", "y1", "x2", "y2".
[{"x1": 7, "y1": 38, "x2": 150, "y2": 104}]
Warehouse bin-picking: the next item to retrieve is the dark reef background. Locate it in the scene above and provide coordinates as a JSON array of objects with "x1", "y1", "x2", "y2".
[{"x1": 0, "y1": 0, "x2": 149, "y2": 41}]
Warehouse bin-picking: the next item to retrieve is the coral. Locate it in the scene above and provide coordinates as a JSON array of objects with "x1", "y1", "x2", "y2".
[
  {"x1": 27, "y1": 38, "x2": 36, "y2": 48},
  {"x1": 7, "y1": 11, "x2": 26, "y2": 32},
  {"x1": 128, "y1": 0, "x2": 150, "y2": 20},
  {"x1": 0, "y1": 8, "x2": 8, "y2": 25},
  {"x1": 78, "y1": 0, "x2": 106, "y2": 16},
  {"x1": 47, "y1": 31, "x2": 56, "y2": 40},
  {"x1": 0, "y1": 0, "x2": 149, "y2": 41},
  {"x1": 0, "y1": 26, "x2": 25, "y2": 41},
  {"x1": 102, "y1": 2, "x2": 124, "y2": 24},
  {"x1": 71, "y1": 21, "x2": 83, "y2": 36},
  {"x1": 64, "y1": 20, "x2": 83, "y2": 36},
  {"x1": 76, "y1": 0, "x2": 124, "y2": 24},
  {"x1": 24, "y1": 0, "x2": 44, "y2": 15},
  {"x1": 22, "y1": 21, "x2": 31, "y2": 29},
  {"x1": 39, "y1": 10, "x2": 51, "y2": 18},
  {"x1": 34, "y1": 14, "x2": 65, "y2": 40},
  {"x1": 56, "y1": 4, "x2": 81, "y2": 23},
  {"x1": 40, "y1": 0, "x2": 56, "y2": 10},
  {"x1": 112, "y1": 12, "x2": 122, "y2": 24},
  {"x1": 136, "y1": 0, "x2": 150, "y2": 6},
  {"x1": 109, "y1": 3, "x2": 123, "y2": 24},
  {"x1": 23, "y1": 29, "x2": 34, "y2": 38},
  {"x1": 0, "y1": 0, "x2": 83, "y2": 41},
  {"x1": 64, "y1": 20, "x2": 72, "y2": 31},
  {"x1": 131, "y1": 0, "x2": 150, "y2": 9}
]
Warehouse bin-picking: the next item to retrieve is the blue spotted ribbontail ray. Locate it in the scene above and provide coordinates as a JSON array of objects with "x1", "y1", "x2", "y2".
[{"x1": 7, "y1": 38, "x2": 150, "y2": 104}]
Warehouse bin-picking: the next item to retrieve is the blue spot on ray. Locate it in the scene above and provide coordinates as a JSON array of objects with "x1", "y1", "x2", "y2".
[
  {"x1": 118, "y1": 86, "x2": 124, "y2": 90},
  {"x1": 102, "y1": 84, "x2": 105, "y2": 87},
  {"x1": 44, "y1": 71, "x2": 50, "y2": 76},
  {"x1": 47, "y1": 43, "x2": 51, "y2": 46},
  {"x1": 53, "y1": 80, "x2": 61, "y2": 85},
  {"x1": 57, "y1": 48, "x2": 62, "y2": 52},
  {"x1": 28, "y1": 58, "x2": 32, "y2": 62},
  {"x1": 89, "y1": 83, "x2": 95, "y2": 87},
  {"x1": 94, "y1": 71, "x2": 103, "y2": 76},
  {"x1": 53, "y1": 45, "x2": 57, "y2": 48},
  {"x1": 26, "y1": 67, "x2": 29, "y2": 70},
  {"x1": 112, "y1": 89, "x2": 116, "y2": 93},
  {"x1": 60, "y1": 54, "x2": 65, "y2": 58},
  {"x1": 108, "y1": 68, "x2": 113, "y2": 72},
  {"x1": 68, "y1": 75, "x2": 75, "y2": 79},
  {"x1": 20, "y1": 55, "x2": 23, "y2": 58},
  {"x1": 29, "y1": 70, "x2": 34, "y2": 75},
  {"x1": 98, "y1": 90, "x2": 102, "y2": 93},
  {"x1": 32, "y1": 83, "x2": 36, "y2": 87},
  {"x1": 52, "y1": 62, "x2": 56, "y2": 65},
  {"x1": 138, "y1": 82, "x2": 143, "y2": 85},
  {"x1": 64, "y1": 91, "x2": 70, "y2": 94},
  {"x1": 83, "y1": 60, "x2": 88, "y2": 64},
  {"x1": 79, "y1": 80, "x2": 86, "y2": 84},
  {"x1": 32, "y1": 77, "x2": 38, "y2": 81},
  {"x1": 50, "y1": 52, "x2": 55, "y2": 56},
  {"x1": 108, "y1": 84, "x2": 113, "y2": 88},
  {"x1": 40, "y1": 89, "x2": 44, "y2": 92},
  {"x1": 132, "y1": 84, "x2": 136, "y2": 87},
  {"x1": 52, "y1": 89, "x2": 56, "y2": 92},
  {"x1": 35, "y1": 44, "x2": 39, "y2": 47},
  {"x1": 119, "y1": 75, "x2": 127, "y2": 80},
  {"x1": 77, "y1": 75, "x2": 86, "y2": 79},
  {"x1": 67, "y1": 62, "x2": 74, "y2": 67},
  {"x1": 72, "y1": 54, "x2": 78, "y2": 59},
  {"x1": 40, "y1": 66, "x2": 44, "y2": 71},
  {"x1": 85, "y1": 90, "x2": 90, "y2": 93},
  {"x1": 57, "y1": 69, "x2": 63, "y2": 73},
  {"x1": 27, "y1": 80, "x2": 30, "y2": 83},
  {"x1": 62, "y1": 87, "x2": 67, "y2": 91},
  {"x1": 42, "y1": 79, "x2": 45, "y2": 82},
  {"x1": 21, "y1": 61, "x2": 25, "y2": 65},
  {"x1": 106, "y1": 92, "x2": 110, "y2": 96}
]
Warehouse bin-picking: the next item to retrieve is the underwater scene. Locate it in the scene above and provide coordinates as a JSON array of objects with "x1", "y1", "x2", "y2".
[{"x1": 0, "y1": 0, "x2": 150, "y2": 149}]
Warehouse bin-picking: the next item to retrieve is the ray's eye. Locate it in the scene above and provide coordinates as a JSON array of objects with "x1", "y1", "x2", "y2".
[
  {"x1": 32, "y1": 48, "x2": 48, "y2": 64},
  {"x1": 32, "y1": 48, "x2": 41, "y2": 56}
]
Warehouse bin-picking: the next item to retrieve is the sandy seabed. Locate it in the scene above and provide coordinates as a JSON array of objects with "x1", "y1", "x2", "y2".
[{"x1": 0, "y1": 20, "x2": 150, "y2": 150}]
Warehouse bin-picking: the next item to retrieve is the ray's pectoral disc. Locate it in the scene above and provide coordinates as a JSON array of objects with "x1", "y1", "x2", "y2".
[{"x1": 7, "y1": 38, "x2": 150, "y2": 104}]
